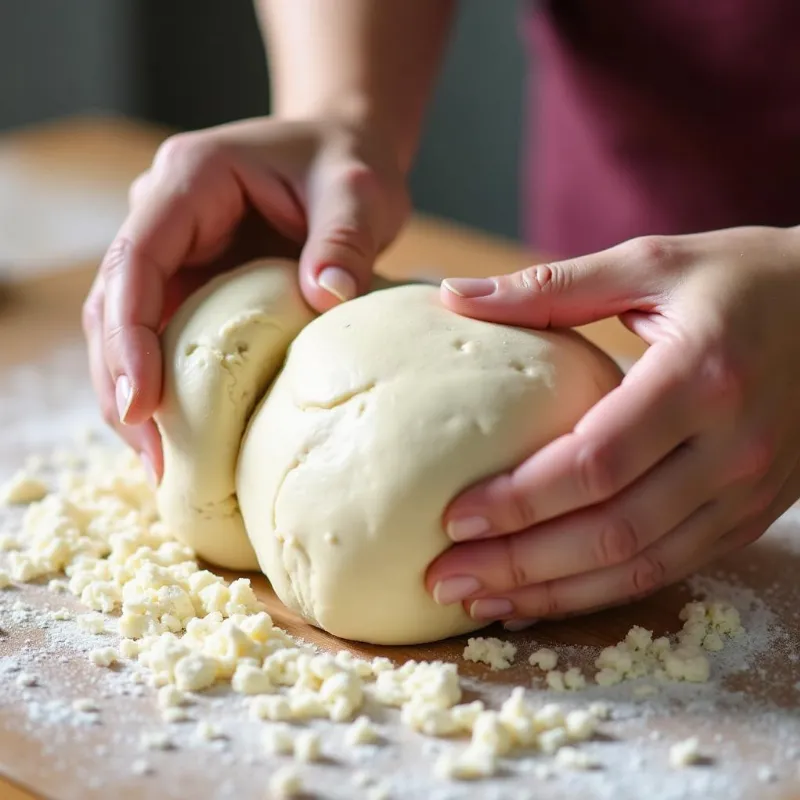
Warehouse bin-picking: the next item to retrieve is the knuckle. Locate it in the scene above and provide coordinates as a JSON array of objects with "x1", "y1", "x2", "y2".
[
  {"x1": 81, "y1": 295, "x2": 101, "y2": 335},
  {"x1": 324, "y1": 223, "x2": 375, "y2": 263},
  {"x1": 103, "y1": 323, "x2": 125, "y2": 352},
  {"x1": 100, "y1": 399, "x2": 119, "y2": 429},
  {"x1": 506, "y1": 474, "x2": 537, "y2": 530},
  {"x1": 537, "y1": 580, "x2": 563, "y2": 617},
  {"x1": 575, "y1": 440, "x2": 619, "y2": 502},
  {"x1": 697, "y1": 349, "x2": 747, "y2": 412},
  {"x1": 595, "y1": 514, "x2": 641, "y2": 567},
  {"x1": 339, "y1": 162, "x2": 381, "y2": 199},
  {"x1": 516, "y1": 263, "x2": 570, "y2": 295},
  {"x1": 153, "y1": 132, "x2": 228, "y2": 179},
  {"x1": 99, "y1": 237, "x2": 131, "y2": 279},
  {"x1": 746, "y1": 482, "x2": 777, "y2": 517},
  {"x1": 626, "y1": 235, "x2": 675, "y2": 270},
  {"x1": 505, "y1": 536, "x2": 531, "y2": 590},
  {"x1": 128, "y1": 170, "x2": 150, "y2": 207},
  {"x1": 734, "y1": 431, "x2": 776, "y2": 481},
  {"x1": 629, "y1": 550, "x2": 667, "y2": 596},
  {"x1": 735, "y1": 521, "x2": 766, "y2": 548}
]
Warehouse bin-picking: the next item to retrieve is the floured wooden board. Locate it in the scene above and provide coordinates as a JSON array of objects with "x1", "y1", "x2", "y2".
[{"x1": 1, "y1": 318, "x2": 800, "y2": 800}]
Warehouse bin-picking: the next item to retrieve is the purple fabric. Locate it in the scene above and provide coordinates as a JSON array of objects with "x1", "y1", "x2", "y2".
[{"x1": 522, "y1": 1, "x2": 800, "y2": 258}]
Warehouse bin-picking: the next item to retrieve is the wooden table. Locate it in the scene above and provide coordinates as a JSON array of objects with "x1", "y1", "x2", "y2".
[{"x1": 0, "y1": 117, "x2": 798, "y2": 800}]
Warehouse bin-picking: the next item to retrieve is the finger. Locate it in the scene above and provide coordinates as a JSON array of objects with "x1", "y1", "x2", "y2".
[
  {"x1": 128, "y1": 169, "x2": 152, "y2": 208},
  {"x1": 445, "y1": 341, "x2": 700, "y2": 539},
  {"x1": 465, "y1": 496, "x2": 739, "y2": 622},
  {"x1": 83, "y1": 280, "x2": 162, "y2": 478},
  {"x1": 429, "y1": 437, "x2": 723, "y2": 601},
  {"x1": 102, "y1": 134, "x2": 249, "y2": 426},
  {"x1": 439, "y1": 235, "x2": 681, "y2": 329},
  {"x1": 299, "y1": 160, "x2": 388, "y2": 311}
]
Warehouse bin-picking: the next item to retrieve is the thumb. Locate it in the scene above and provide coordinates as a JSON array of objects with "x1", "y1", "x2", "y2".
[
  {"x1": 440, "y1": 237, "x2": 668, "y2": 328},
  {"x1": 299, "y1": 163, "x2": 384, "y2": 312}
]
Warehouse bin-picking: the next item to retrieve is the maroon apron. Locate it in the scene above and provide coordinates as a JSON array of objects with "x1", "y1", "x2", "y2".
[{"x1": 523, "y1": 0, "x2": 800, "y2": 258}]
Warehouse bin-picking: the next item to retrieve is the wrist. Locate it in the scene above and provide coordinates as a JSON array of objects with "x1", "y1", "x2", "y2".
[{"x1": 271, "y1": 94, "x2": 417, "y2": 177}]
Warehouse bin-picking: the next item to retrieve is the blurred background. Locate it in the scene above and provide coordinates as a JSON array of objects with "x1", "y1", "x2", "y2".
[{"x1": 0, "y1": 0, "x2": 527, "y2": 240}]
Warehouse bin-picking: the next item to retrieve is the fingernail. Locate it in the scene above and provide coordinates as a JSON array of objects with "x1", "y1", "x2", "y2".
[
  {"x1": 469, "y1": 598, "x2": 514, "y2": 620},
  {"x1": 447, "y1": 516, "x2": 491, "y2": 542},
  {"x1": 318, "y1": 266, "x2": 357, "y2": 303},
  {"x1": 503, "y1": 618, "x2": 540, "y2": 632},
  {"x1": 115, "y1": 375, "x2": 133, "y2": 424},
  {"x1": 442, "y1": 278, "x2": 496, "y2": 298},
  {"x1": 140, "y1": 453, "x2": 158, "y2": 489},
  {"x1": 433, "y1": 576, "x2": 482, "y2": 606}
]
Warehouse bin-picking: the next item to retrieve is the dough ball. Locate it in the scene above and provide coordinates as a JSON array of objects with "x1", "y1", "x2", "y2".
[
  {"x1": 156, "y1": 259, "x2": 315, "y2": 570},
  {"x1": 237, "y1": 284, "x2": 621, "y2": 645}
]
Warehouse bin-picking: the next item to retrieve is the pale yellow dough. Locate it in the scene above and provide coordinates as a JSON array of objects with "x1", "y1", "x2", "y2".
[
  {"x1": 236, "y1": 284, "x2": 621, "y2": 645},
  {"x1": 155, "y1": 260, "x2": 315, "y2": 570}
]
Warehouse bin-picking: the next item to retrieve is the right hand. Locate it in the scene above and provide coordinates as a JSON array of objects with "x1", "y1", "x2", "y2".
[{"x1": 82, "y1": 116, "x2": 410, "y2": 483}]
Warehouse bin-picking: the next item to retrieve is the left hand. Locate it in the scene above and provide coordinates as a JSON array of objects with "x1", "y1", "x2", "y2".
[{"x1": 426, "y1": 226, "x2": 800, "y2": 629}]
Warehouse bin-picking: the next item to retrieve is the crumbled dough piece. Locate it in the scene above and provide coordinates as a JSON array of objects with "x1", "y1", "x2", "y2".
[
  {"x1": 563, "y1": 666, "x2": 587, "y2": 690},
  {"x1": 0, "y1": 470, "x2": 48, "y2": 505},
  {"x1": 72, "y1": 698, "x2": 99, "y2": 713},
  {"x1": 757, "y1": 766, "x2": 778, "y2": 783},
  {"x1": 131, "y1": 759, "x2": 153, "y2": 776},
  {"x1": 367, "y1": 782, "x2": 391, "y2": 800},
  {"x1": 0, "y1": 534, "x2": 20, "y2": 552},
  {"x1": 140, "y1": 731, "x2": 174, "y2": 751},
  {"x1": 196, "y1": 721, "x2": 225, "y2": 741},
  {"x1": 77, "y1": 612, "x2": 106, "y2": 635},
  {"x1": 16, "y1": 673, "x2": 37, "y2": 688},
  {"x1": 351, "y1": 771, "x2": 372, "y2": 788},
  {"x1": 538, "y1": 727, "x2": 570, "y2": 756},
  {"x1": 269, "y1": 765, "x2": 303, "y2": 797},
  {"x1": 89, "y1": 647, "x2": 119, "y2": 667},
  {"x1": 555, "y1": 746, "x2": 599, "y2": 770},
  {"x1": 588, "y1": 701, "x2": 611, "y2": 720},
  {"x1": 293, "y1": 730, "x2": 321, "y2": 762},
  {"x1": 118, "y1": 638, "x2": 141, "y2": 659},
  {"x1": 594, "y1": 600, "x2": 744, "y2": 687},
  {"x1": 173, "y1": 655, "x2": 218, "y2": 692},
  {"x1": 346, "y1": 715, "x2": 380, "y2": 745},
  {"x1": 669, "y1": 737, "x2": 703, "y2": 768},
  {"x1": 157, "y1": 685, "x2": 187, "y2": 708},
  {"x1": 231, "y1": 662, "x2": 273, "y2": 695},
  {"x1": 50, "y1": 607, "x2": 72, "y2": 621},
  {"x1": 251, "y1": 695, "x2": 293, "y2": 722},
  {"x1": 462, "y1": 637, "x2": 517, "y2": 670},
  {"x1": 162, "y1": 707, "x2": 191, "y2": 723},
  {"x1": 528, "y1": 647, "x2": 558, "y2": 671},
  {"x1": 565, "y1": 709, "x2": 598, "y2": 741},
  {"x1": 263, "y1": 724, "x2": 294, "y2": 755},
  {"x1": 435, "y1": 746, "x2": 498, "y2": 780}
]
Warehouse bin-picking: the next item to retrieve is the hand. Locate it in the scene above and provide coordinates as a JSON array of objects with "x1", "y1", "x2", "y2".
[
  {"x1": 427, "y1": 226, "x2": 800, "y2": 628},
  {"x1": 82, "y1": 116, "x2": 409, "y2": 482}
]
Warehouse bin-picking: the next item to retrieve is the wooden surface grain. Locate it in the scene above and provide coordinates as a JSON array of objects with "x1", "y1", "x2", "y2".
[{"x1": 0, "y1": 117, "x2": 798, "y2": 800}]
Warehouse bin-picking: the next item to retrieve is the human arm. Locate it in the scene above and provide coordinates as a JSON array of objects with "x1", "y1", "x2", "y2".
[{"x1": 84, "y1": 0, "x2": 456, "y2": 479}]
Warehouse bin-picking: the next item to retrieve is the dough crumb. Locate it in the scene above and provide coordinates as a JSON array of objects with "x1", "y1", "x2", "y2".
[
  {"x1": 669, "y1": 737, "x2": 704, "y2": 768},
  {"x1": 462, "y1": 637, "x2": 517, "y2": 670},
  {"x1": 528, "y1": 647, "x2": 558, "y2": 671},
  {"x1": 269, "y1": 765, "x2": 303, "y2": 797},
  {"x1": 0, "y1": 470, "x2": 48, "y2": 505}
]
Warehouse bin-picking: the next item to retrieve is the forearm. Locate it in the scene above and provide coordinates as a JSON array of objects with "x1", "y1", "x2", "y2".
[{"x1": 257, "y1": 0, "x2": 456, "y2": 172}]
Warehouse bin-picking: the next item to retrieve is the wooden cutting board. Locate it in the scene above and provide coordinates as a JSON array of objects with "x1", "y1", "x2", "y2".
[{"x1": 1, "y1": 118, "x2": 799, "y2": 800}]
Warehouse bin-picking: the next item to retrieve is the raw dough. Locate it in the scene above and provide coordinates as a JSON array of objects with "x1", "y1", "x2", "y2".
[
  {"x1": 237, "y1": 284, "x2": 621, "y2": 645},
  {"x1": 155, "y1": 260, "x2": 315, "y2": 569}
]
